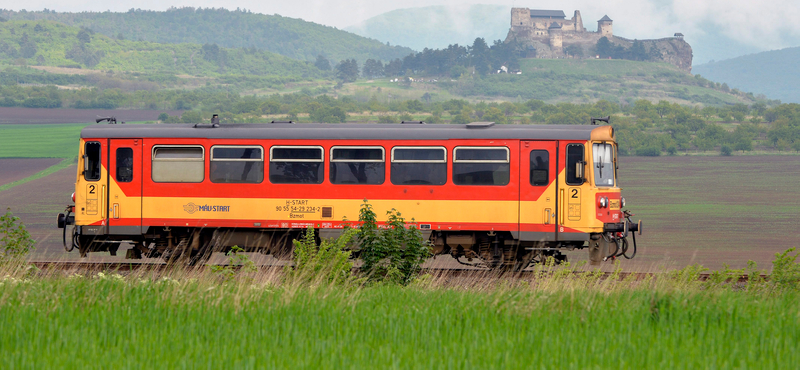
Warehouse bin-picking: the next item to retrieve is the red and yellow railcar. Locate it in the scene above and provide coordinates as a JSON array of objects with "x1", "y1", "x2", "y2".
[{"x1": 57, "y1": 120, "x2": 640, "y2": 267}]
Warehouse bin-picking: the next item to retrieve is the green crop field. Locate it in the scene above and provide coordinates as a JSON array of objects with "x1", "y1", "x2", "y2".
[
  {"x1": 0, "y1": 124, "x2": 87, "y2": 158},
  {"x1": 0, "y1": 263, "x2": 798, "y2": 368}
]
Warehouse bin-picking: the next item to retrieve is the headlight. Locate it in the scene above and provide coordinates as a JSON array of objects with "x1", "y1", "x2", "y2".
[
  {"x1": 620, "y1": 197, "x2": 626, "y2": 208},
  {"x1": 599, "y1": 197, "x2": 608, "y2": 208}
]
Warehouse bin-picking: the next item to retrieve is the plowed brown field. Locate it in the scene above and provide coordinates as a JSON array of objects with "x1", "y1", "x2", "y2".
[{"x1": 0, "y1": 158, "x2": 61, "y2": 187}]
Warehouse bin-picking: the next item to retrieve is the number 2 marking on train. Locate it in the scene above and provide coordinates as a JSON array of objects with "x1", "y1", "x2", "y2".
[
  {"x1": 89, "y1": 185, "x2": 96, "y2": 194},
  {"x1": 570, "y1": 189, "x2": 578, "y2": 198}
]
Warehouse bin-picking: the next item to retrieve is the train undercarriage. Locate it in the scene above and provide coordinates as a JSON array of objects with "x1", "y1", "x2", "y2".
[{"x1": 64, "y1": 222, "x2": 638, "y2": 270}]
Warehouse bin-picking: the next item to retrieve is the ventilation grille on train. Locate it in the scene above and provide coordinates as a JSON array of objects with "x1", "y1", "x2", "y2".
[{"x1": 322, "y1": 207, "x2": 333, "y2": 218}]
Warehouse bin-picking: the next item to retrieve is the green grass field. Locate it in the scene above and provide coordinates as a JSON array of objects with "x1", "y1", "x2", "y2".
[
  {"x1": 0, "y1": 263, "x2": 798, "y2": 368},
  {"x1": 0, "y1": 124, "x2": 87, "y2": 158}
]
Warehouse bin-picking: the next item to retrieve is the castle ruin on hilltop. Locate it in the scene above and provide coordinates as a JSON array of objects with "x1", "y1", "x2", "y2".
[{"x1": 505, "y1": 8, "x2": 693, "y2": 71}]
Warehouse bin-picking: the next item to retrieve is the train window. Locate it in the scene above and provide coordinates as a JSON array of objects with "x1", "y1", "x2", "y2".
[
  {"x1": 390, "y1": 147, "x2": 447, "y2": 185},
  {"x1": 116, "y1": 148, "x2": 134, "y2": 183},
  {"x1": 453, "y1": 147, "x2": 509, "y2": 186},
  {"x1": 330, "y1": 146, "x2": 385, "y2": 185},
  {"x1": 269, "y1": 146, "x2": 323, "y2": 184},
  {"x1": 530, "y1": 150, "x2": 549, "y2": 186},
  {"x1": 593, "y1": 143, "x2": 615, "y2": 187},
  {"x1": 566, "y1": 144, "x2": 585, "y2": 185},
  {"x1": 152, "y1": 146, "x2": 204, "y2": 183},
  {"x1": 84, "y1": 141, "x2": 101, "y2": 181},
  {"x1": 210, "y1": 146, "x2": 264, "y2": 184}
]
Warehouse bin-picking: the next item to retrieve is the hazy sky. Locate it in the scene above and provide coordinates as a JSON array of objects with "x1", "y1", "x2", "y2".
[{"x1": 3, "y1": 0, "x2": 799, "y2": 53}]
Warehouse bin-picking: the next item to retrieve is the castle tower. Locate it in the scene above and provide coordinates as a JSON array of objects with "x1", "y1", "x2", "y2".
[
  {"x1": 511, "y1": 8, "x2": 531, "y2": 30},
  {"x1": 597, "y1": 15, "x2": 613, "y2": 37},
  {"x1": 549, "y1": 22, "x2": 563, "y2": 53},
  {"x1": 573, "y1": 10, "x2": 584, "y2": 32}
]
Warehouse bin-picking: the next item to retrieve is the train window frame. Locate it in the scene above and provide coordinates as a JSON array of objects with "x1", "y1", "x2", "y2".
[
  {"x1": 83, "y1": 141, "x2": 102, "y2": 181},
  {"x1": 390, "y1": 146, "x2": 447, "y2": 186},
  {"x1": 151, "y1": 145, "x2": 205, "y2": 183},
  {"x1": 329, "y1": 146, "x2": 385, "y2": 185},
  {"x1": 452, "y1": 146, "x2": 510, "y2": 186},
  {"x1": 565, "y1": 144, "x2": 585, "y2": 186},
  {"x1": 592, "y1": 142, "x2": 615, "y2": 187},
  {"x1": 209, "y1": 145, "x2": 265, "y2": 184},
  {"x1": 116, "y1": 147, "x2": 134, "y2": 183},
  {"x1": 529, "y1": 150, "x2": 549, "y2": 186},
  {"x1": 268, "y1": 145, "x2": 324, "y2": 184}
]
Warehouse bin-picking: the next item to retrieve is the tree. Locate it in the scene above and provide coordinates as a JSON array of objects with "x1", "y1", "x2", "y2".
[
  {"x1": 76, "y1": 29, "x2": 92, "y2": 44},
  {"x1": 629, "y1": 40, "x2": 647, "y2": 61},
  {"x1": 482, "y1": 107, "x2": 507, "y2": 124},
  {"x1": 384, "y1": 58, "x2": 403, "y2": 77},
  {"x1": 595, "y1": 37, "x2": 613, "y2": 58},
  {"x1": 314, "y1": 55, "x2": 331, "y2": 71},
  {"x1": 564, "y1": 44, "x2": 583, "y2": 58},
  {"x1": 655, "y1": 100, "x2": 672, "y2": 118},
  {"x1": 18, "y1": 33, "x2": 37, "y2": 59},
  {"x1": 362, "y1": 59, "x2": 384, "y2": 78},
  {"x1": 470, "y1": 38, "x2": 490, "y2": 75},
  {"x1": 335, "y1": 59, "x2": 359, "y2": 83}
]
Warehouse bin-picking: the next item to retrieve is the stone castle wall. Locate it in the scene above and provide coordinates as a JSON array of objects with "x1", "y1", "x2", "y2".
[{"x1": 505, "y1": 8, "x2": 693, "y2": 71}]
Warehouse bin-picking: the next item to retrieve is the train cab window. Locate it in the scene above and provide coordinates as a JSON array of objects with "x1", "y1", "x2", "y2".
[
  {"x1": 84, "y1": 141, "x2": 101, "y2": 181},
  {"x1": 453, "y1": 147, "x2": 509, "y2": 186},
  {"x1": 210, "y1": 146, "x2": 264, "y2": 183},
  {"x1": 566, "y1": 144, "x2": 585, "y2": 185},
  {"x1": 529, "y1": 150, "x2": 549, "y2": 186},
  {"x1": 390, "y1": 147, "x2": 447, "y2": 185},
  {"x1": 330, "y1": 146, "x2": 385, "y2": 185},
  {"x1": 152, "y1": 146, "x2": 204, "y2": 183},
  {"x1": 269, "y1": 146, "x2": 323, "y2": 184},
  {"x1": 593, "y1": 143, "x2": 615, "y2": 187},
  {"x1": 116, "y1": 148, "x2": 134, "y2": 183}
]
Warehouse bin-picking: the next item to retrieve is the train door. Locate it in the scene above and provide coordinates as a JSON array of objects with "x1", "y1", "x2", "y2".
[
  {"x1": 519, "y1": 141, "x2": 557, "y2": 241},
  {"x1": 107, "y1": 139, "x2": 143, "y2": 234},
  {"x1": 557, "y1": 142, "x2": 589, "y2": 241}
]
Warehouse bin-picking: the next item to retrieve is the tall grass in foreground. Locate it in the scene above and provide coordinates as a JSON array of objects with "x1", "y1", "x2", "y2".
[{"x1": 0, "y1": 253, "x2": 799, "y2": 369}]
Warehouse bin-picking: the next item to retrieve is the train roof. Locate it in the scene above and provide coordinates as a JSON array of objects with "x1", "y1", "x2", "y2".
[{"x1": 81, "y1": 122, "x2": 615, "y2": 142}]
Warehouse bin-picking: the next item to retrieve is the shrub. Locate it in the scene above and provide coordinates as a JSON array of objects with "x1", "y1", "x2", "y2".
[
  {"x1": 720, "y1": 145, "x2": 732, "y2": 156},
  {"x1": 291, "y1": 226, "x2": 355, "y2": 284},
  {"x1": 771, "y1": 248, "x2": 800, "y2": 289},
  {"x1": 0, "y1": 208, "x2": 35, "y2": 260},
  {"x1": 635, "y1": 146, "x2": 661, "y2": 156},
  {"x1": 357, "y1": 201, "x2": 432, "y2": 285},
  {"x1": 209, "y1": 246, "x2": 257, "y2": 281}
]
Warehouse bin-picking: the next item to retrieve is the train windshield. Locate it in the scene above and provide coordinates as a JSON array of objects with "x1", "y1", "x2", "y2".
[{"x1": 592, "y1": 143, "x2": 615, "y2": 187}]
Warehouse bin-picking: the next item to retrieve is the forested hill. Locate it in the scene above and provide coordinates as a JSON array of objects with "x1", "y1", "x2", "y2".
[
  {"x1": 692, "y1": 47, "x2": 800, "y2": 104},
  {"x1": 0, "y1": 8, "x2": 415, "y2": 64},
  {"x1": 0, "y1": 20, "x2": 322, "y2": 80}
]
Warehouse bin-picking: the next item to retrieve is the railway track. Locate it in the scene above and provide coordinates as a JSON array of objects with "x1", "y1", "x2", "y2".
[{"x1": 29, "y1": 261, "x2": 765, "y2": 282}]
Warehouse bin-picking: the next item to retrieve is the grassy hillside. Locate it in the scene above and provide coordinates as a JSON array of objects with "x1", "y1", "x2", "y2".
[
  {"x1": 345, "y1": 5, "x2": 509, "y2": 51},
  {"x1": 1, "y1": 8, "x2": 414, "y2": 64},
  {"x1": 693, "y1": 47, "x2": 800, "y2": 104},
  {"x1": 0, "y1": 20, "x2": 322, "y2": 80},
  {"x1": 356, "y1": 59, "x2": 758, "y2": 105}
]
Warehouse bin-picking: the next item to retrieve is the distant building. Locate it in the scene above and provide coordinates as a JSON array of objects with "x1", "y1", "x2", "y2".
[{"x1": 505, "y1": 8, "x2": 693, "y2": 71}]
